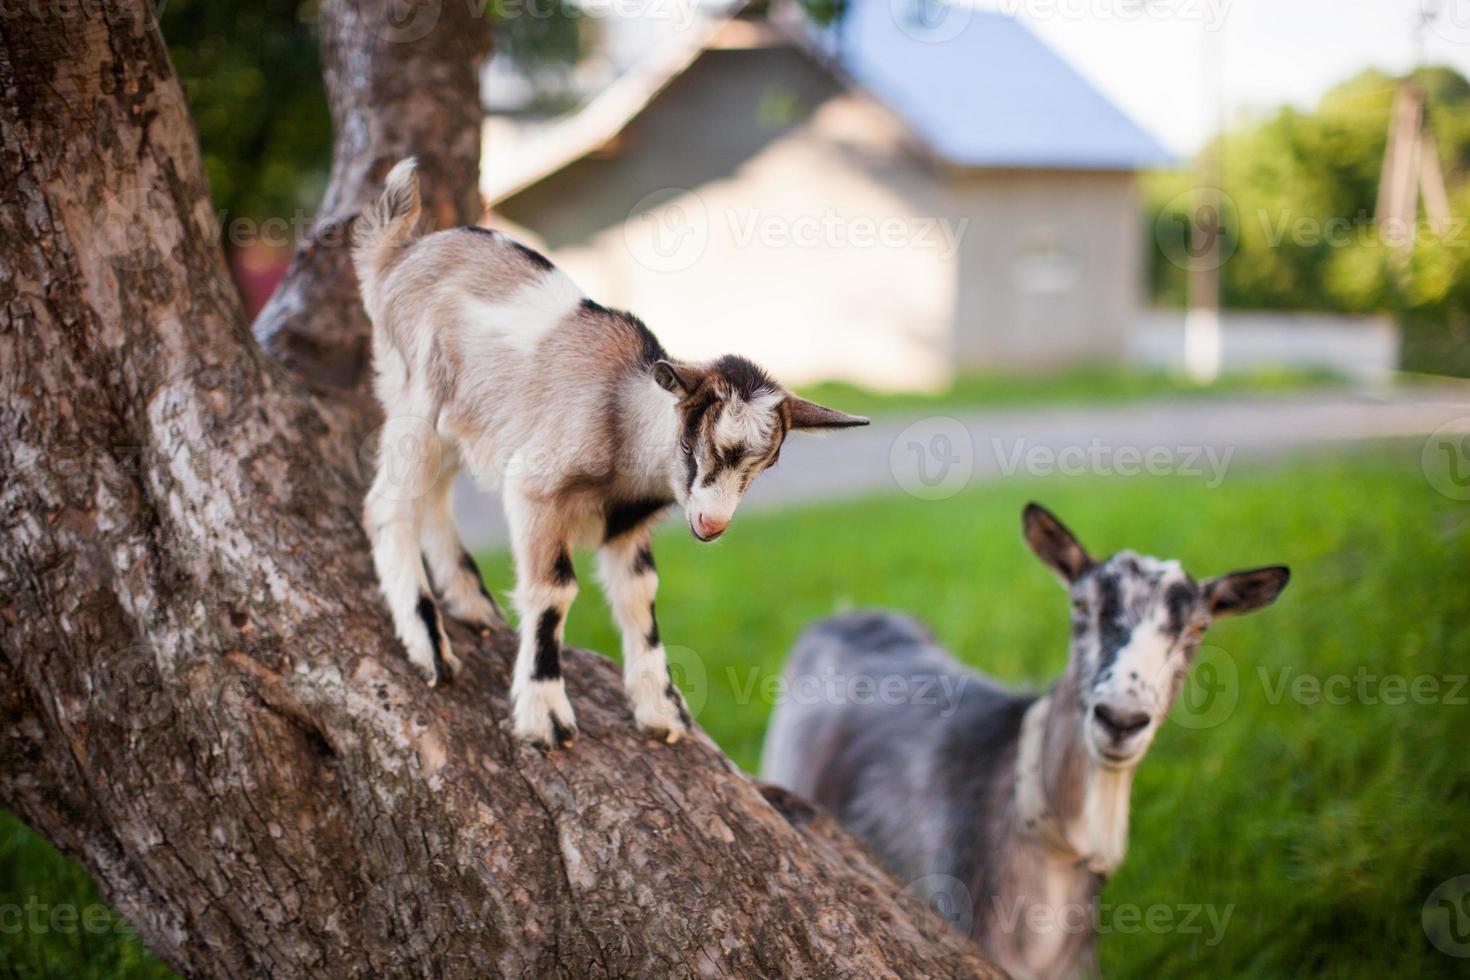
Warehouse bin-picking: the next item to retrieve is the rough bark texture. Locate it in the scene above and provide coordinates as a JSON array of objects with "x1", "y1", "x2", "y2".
[{"x1": 0, "y1": 2, "x2": 1001, "y2": 977}]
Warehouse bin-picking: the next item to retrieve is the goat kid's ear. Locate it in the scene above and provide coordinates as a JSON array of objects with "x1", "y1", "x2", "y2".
[
  {"x1": 653, "y1": 360, "x2": 705, "y2": 400},
  {"x1": 1022, "y1": 503, "x2": 1094, "y2": 585},
  {"x1": 1202, "y1": 566, "x2": 1290, "y2": 618},
  {"x1": 783, "y1": 396, "x2": 869, "y2": 431}
]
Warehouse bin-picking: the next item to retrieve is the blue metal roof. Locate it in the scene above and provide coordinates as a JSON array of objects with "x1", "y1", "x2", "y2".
[{"x1": 813, "y1": 1, "x2": 1172, "y2": 171}]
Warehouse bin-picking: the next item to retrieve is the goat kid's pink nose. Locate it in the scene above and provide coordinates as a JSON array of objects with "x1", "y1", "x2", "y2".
[{"x1": 696, "y1": 514, "x2": 730, "y2": 538}]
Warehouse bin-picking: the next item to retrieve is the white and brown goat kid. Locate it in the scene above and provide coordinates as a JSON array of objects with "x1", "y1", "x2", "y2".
[
  {"x1": 761, "y1": 504, "x2": 1289, "y2": 979},
  {"x1": 352, "y1": 159, "x2": 866, "y2": 748}
]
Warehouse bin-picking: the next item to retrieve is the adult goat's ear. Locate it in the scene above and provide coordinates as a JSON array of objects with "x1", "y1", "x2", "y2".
[
  {"x1": 783, "y1": 396, "x2": 869, "y2": 430},
  {"x1": 1203, "y1": 566, "x2": 1290, "y2": 618},
  {"x1": 652, "y1": 360, "x2": 704, "y2": 400},
  {"x1": 1022, "y1": 503, "x2": 1094, "y2": 585}
]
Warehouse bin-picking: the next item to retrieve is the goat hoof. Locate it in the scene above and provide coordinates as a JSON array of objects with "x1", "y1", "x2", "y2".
[
  {"x1": 634, "y1": 714, "x2": 689, "y2": 745},
  {"x1": 513, "y1": 698, "x2": 578, "y2": 750},
  {"x1": 550, "y1": 714, "x2": 578, "y2": 749},
  {"x1": 526, "y1": 715, "x2": 577, "y2": 752},
  {"x1": 642, "y1": 725, "x2": 685, "y2": 745},
  {"x1": 414, "y1": 662, "x2": 440, "y2": 688}
]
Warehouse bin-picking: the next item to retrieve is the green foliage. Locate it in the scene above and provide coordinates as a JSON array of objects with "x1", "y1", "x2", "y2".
[
  {"x1": 1146, "y1": 65, "x2": 1470, "y2": 375},
  {"x1": 488, "y1": 0, "x2": 588, "y2": 81},
  {"x1": 159, "y1": 0, "x2": 587, "y2": 225},
  {"x1": 159, "y1": 0, "x2": 331, "y2": 224}
]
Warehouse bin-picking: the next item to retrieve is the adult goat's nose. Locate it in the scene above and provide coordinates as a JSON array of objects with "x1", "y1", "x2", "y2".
[{"x1": 1093, "y1": 702, "x2": 1151, "y2": 739}]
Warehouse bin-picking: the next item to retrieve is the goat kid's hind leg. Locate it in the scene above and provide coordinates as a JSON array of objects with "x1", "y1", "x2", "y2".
[
  {"x1": 421, "y1": 457, "x2": 507, "y2": 634},
  {"x1": 507, "y1": 495, "x2": 579, "y2": 748},
  {"x1": 365, "y1": 435, "x2": 460, "y2": 686},
  {"x1": 598, "y1": 532, "x2": 691, "y2": 743}
]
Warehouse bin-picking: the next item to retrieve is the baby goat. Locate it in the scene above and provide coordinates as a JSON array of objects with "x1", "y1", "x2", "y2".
[
  {"x1": 353, "y1": 159, "x2": 867, "y2": 748},
  {"x1": 761, "y1": 504, "x2": 1288, "y2": 979}
]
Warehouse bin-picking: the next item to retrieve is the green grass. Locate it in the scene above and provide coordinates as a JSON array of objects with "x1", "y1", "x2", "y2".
[
  {"x1": 796, "y1": 363, "x2": 1346, "y2": 419},
  {"x1": 0, "y1": 819, "x2": 171, "y2": 980},
  {"x1": 494, "y1": 443, "x2": 1469, "y2": 976},
  {"x1": 4, "y1": 444, "x2": 1466, "y2": 976}
]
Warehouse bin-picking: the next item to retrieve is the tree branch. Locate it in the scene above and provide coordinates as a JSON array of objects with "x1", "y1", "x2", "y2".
[{"x1": 252, "y1": 0, "x2": 493, "y2": 396}]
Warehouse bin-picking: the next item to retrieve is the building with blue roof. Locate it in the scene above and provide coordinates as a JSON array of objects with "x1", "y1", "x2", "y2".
[
  {"x1": 813, "y1": 0, "x2": 1171, "y2": 172},
  {"x1": 484, "y1": 0, "x2": 1175, "y2": 386}
]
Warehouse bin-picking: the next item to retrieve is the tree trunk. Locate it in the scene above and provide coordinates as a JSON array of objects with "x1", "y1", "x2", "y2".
[
  {"x1": 252, "y1": 0, "x2": 493, "y2": 398},
  {"x1": 0, "y1": 2, "x2": 1001, "y2": 977}
]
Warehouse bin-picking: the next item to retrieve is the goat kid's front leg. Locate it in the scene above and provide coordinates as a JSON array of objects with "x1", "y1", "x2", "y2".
[
  {"x1": 598, "y1": 532, "x2": 691, "y2": 743},
  {"x1": 507, "y1": 495, "x2": 579, "y2": 748},
  {"x1": 421, "y1": 460, "x2": 506, "y2": 634},
  {"x1": 365, "y1": 450, "x2": 461, "y2": 687}
]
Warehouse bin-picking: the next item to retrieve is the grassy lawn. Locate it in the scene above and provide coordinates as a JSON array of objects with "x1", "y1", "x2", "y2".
[
  {"x1": 795, "y1": 363, "x2": 1345, "y2": 419},
  {"x1": 4, "y1": 443, "x2": 1466, "y2": 976},
  {"x1": 0, "y1": 823, "x2": 170, "y2": 979}
]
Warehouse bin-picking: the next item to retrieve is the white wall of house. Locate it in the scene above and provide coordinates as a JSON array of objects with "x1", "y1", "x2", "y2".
[
  {"x1": 947, "y1": 169, "x2": 1142, "y2": 371},
  {"x1": 491, "y1": 45, "x2": 961, "y2": 391},
  {"x1": 489, "y1": 42, "x2": 1153, "y2": 390}
]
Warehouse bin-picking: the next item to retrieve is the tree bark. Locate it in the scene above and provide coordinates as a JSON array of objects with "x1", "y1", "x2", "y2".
[
  {"x1": 0, "y1": 2, "x2": 1001, "y2": 977},
  {"x1": 252, "y1": 0, "x2": 493, "y2": 398}
]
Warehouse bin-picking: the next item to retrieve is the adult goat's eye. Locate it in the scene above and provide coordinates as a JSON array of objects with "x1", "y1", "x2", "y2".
[{"x1": 1072, "y1": 599, "x2": 1089, "y2": 616}]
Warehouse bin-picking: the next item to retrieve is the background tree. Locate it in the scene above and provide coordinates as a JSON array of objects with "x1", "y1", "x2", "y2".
[{"x1": 1146, "y1": 65, "x2": 1470, "y2": 375}]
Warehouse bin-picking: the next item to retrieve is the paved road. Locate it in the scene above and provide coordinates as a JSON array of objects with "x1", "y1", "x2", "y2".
[{"x1": 454, "y1": 386, "x2": 1470, "y2": 550}]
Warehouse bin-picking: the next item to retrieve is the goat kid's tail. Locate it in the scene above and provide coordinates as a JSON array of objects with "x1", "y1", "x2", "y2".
[{"x1": 352, "y1": 157, "x2": 422, "y2": 304}]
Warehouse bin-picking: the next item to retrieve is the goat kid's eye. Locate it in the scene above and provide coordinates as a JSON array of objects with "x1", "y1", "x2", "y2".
[{"x1": 1072, "y1": 599, "x2": 1089, "y2": 616}]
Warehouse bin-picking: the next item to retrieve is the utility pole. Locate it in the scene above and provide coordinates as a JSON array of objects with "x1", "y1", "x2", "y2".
[
  {"x1": 1185, "y1": 21, "x2": 1225, "y2": 383},
  {"x1": 1377, "y1": 2, "x2": 1452, "y2": 256}
]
